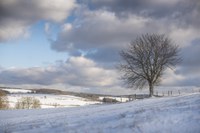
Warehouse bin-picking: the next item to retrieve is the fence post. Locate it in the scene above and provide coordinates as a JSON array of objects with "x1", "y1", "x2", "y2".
[
  {"x1": 178, "y1": 90, "x2": 180, "y2": 95},
  {"x1": 162, "y1": 92, "x2": 164, "y2": 97},
  {"x1": 168, "y1": 91, "x2": 170, "y2": 96},
  {"x1": 171, "y1": 91, "x2": 172, "y2": 96},
  {"x1": 156, "y1": 91, "x2": 158, "y2": 96}
]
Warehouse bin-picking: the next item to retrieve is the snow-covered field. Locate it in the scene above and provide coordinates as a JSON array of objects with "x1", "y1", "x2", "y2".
[
  {"x1": 0, "y1": 93, "x2": 199, "y2": 133},
  {"x1": 2, "y1": 88, "x2": 32, "y2": 93},
  {"x1": 1, "y1": 88, "x2": 101, "y2": 108},
  {"x1": 7, "y1": 94, "x2": 100, "y2": 108}
]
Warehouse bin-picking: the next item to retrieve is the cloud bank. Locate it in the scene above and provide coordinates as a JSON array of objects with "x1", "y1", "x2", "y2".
[{"x1": 0, "y1": 56, "x2": 118, "y2": 88}]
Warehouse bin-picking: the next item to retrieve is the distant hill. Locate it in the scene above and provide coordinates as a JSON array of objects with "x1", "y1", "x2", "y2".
[
  {"x1": 31, "y1": 88, "x2": 106, "y2": 101},
  {"x1": 0, "y1": 86, "x2": 149, "y2": 101}
]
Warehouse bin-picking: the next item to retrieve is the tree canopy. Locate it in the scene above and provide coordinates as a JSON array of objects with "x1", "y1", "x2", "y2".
[{"x1": 119, "y1": 34, "x2": 181, "y2": 96}]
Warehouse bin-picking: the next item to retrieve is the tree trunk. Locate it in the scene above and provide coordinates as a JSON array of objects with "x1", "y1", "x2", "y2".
[{"x1": 149, "y1": 84, "x2": 154, "y2": 97}]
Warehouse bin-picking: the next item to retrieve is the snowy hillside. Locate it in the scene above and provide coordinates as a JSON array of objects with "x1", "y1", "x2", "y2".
[
  {"x1": 0, "y1": 93, "x2": 199, "y2": 133},
  {"x1": 2, "y1": 88, "x2": 32, "y2": 93},
  {"x1": 7, "y1": 94, "x2": 100, "y2": 108},
  {"x1": 1, "y1": 88, "x2": 101, "y2": 108}
]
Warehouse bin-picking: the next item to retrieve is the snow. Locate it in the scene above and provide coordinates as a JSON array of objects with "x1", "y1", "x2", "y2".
[
  {"x1": 7, "y1": 94, "x2": 100, "y2": 108},
  {"x1": 2, "y1": 88, "x2": 32, "y2": 93},
  {"x1": 0, "y1": 93, "x2": 199, "y2": 133}
]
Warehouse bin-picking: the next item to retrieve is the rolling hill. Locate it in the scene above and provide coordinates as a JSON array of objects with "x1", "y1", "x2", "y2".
[{"x1": 0, "y1": 93, "x2": 199, "y2": 133}]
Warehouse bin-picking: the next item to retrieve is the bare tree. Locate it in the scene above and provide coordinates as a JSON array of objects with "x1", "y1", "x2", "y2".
[
  {"x1": 0, "y1": 90, "x2": 9, "y2": 109},
  {"x1": 119, "y1": 34, "x2": 181, "y2": 97},
  {"x1": 15, "y1": 97, "x2": 41, "y2": 109}
]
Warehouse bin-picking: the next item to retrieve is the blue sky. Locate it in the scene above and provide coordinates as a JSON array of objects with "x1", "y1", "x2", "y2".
[
  {"x1": 0, "y1": 0, "x2": 200, "y2": 93},
  {"x1": 0, "y1": 21, "x2": 69, "y2": 68}
]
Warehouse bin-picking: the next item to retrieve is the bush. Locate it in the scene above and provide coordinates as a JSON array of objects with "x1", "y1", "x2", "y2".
[
  {"x1": 15, "y1": 97, "x2": 41, "y2": 109},
  {"x1": 103, "y1": 98, "x2": 118, "y2": 103},
  {"x1": 0, "y1": 90, "x2": 9, "y2": 109}
]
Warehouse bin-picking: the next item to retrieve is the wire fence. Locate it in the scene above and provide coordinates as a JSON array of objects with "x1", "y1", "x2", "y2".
[
  {"x1": 105, "y1": 88, "x2": 200, "y2": 103},
  {"x1": 154, "y1": 88, "x2": 200, "y2": 97}
]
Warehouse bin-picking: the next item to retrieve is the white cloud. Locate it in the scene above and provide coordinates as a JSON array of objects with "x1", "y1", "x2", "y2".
[
  {"x1": 65, "y1": 56, "x2": 118, "y2": 87},
  {"x1": 150, "y1": 0, "x2": 181, "y2": 5},
  {"x1": 161, "y1": 68, "x2": 185, "y2": 86},
  {"x1": 169, "y1": 27, "x2": 200, "y2": 47},
  {"x1": 62, "y1": 23, "x2": 73, "y2": 32},
  {"x1": 35, "y1": 0, "x2": 76, "y2": 22},
  {"x1": 68, "y1": 56, "x2": 95, "y2": 67},
  {"x1": 52, "y1": 9, "x2": 150, "y2": 52},
  {"x1": 0, "y1": 0, "x2": 77, "y2": 42},
  {"x1": 0, "y1": 56, "x2": 119, "y2": 88},
  {"x1": 52, "y1": 6, "x2": 200, "y2": 64},
  {"x1": 54, "y1": 6, "x2": 200, "y2": 53},
  {"x1": 0, "y1": 20, "x2": 29, "y2": 41},
  {"x1": 44, "y1": 23, "x2": 50, "y2": 34}
]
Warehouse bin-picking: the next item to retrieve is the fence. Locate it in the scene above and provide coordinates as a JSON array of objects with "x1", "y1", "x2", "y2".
[
  {"x1": 106, "y1": 88, "x2": 200, "y2": 103},
  {"x1": 154, "y1": 88, "x2": 200, "y2": 97}
]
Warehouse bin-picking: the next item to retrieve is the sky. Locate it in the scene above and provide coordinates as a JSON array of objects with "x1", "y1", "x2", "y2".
[{"x1": 0, "y1": 0, "x2": 200, "y2": 94}]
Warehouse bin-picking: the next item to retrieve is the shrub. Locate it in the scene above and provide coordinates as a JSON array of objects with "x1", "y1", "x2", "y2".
[
  {"x1": 0, "y1": 90, "x2": 9, "y2": 109},
  {"x1": 15, "y1": 97, "x2": 41, "y2": 109},
  {"x1": 103, "y1": 98, "x2": 118, "y2": 103}
]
